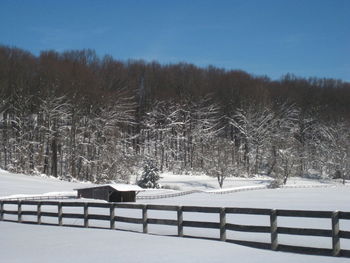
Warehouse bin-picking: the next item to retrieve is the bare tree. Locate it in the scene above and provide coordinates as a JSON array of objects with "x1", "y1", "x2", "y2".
[
  {"x1": 204, "y1": 137, "x2": 237, "y2": 188},
  {"x1": 228, "y1": 105, "x2": 277, "y2": 176}
]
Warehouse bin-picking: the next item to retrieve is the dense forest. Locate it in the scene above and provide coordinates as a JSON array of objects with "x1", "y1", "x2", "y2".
[{"x1": 0, "y1": 45, "x2": 349, "y2": 186}]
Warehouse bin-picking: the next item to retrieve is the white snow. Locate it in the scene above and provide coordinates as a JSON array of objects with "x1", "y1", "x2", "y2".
[
  {"x1": 154, "y1": 171, "x2": 346, "y2": 192},
  {"x1": 0, "y1": 169, "x2": 94, "y2": 197},
  {"x1": 0, "y1": 222, "x2": 346, "y2": 263},
  {"x1": 0, "y1": 168, "x2": 347, "y2": 200},
  {"x1": 205, "y1": 185, "x2": 267, "y2": 193},
  {"x1": 0, "y1": 191, "x2": 76, "y2": 200},
  {"x1": 1, "y1": 169, "x2": 350, "y2": 262}
]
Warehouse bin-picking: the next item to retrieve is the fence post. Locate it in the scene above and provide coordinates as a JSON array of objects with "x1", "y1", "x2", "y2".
[
  {"x1": 220, "y1": 208, "x2": 226, "y2": 241},
  {"x1": 58, "y1": 202, "x2": 63, "y2": 226},
  {"x1": 110, "y1": 203, "x2": 115, "y2": 229},
  {"x1": 18, "y1": 201, "x2": 22, "y2": 223},
  {"x1": 142, "y1": 205, "x2": 148, "y2": 233},
  {"x1": 37, "y1": 202, "x2": 42, "y2": 224},
  {"x1": 177, "y1": 206, "x2": 183, "y2": 237},
  {"x1": 0, "y1": 201, "x2": 3, "y2": 221},
  {"x1": 332, "y1": 211, "x2": 340, "y2": 256},
  {"x1": 270, "y1": 209, "x2": 278, "y2": 251},
  {"x1": 84, "y1": 203, "x2": 89, "y2": 228}
]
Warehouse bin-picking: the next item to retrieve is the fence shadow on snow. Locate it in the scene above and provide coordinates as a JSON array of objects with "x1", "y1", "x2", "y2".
[{"x1": 0, "y1": 200, "x2": 349, "y2": 258}]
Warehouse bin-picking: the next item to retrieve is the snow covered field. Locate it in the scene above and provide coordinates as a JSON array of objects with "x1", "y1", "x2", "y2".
[
  {"x1": 1, "y1": 168, "x2": 345, "y2": 199},
  {"x1": 1, "y1": 169, "x2": 350, "y2": 262},
  {"x1": 0, "y1": 169, "x2": 93, "y2": 197},
  {"x1": 155, "y1": 172, "x2": 342, "y2": 191},
  {"x1": 2, "y1": 221, "x2": 347, "y2": 263}
]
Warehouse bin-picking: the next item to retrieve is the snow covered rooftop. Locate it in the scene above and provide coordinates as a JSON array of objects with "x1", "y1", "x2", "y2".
[{"x1": 75, "y1": 184, "x2": 144, "y2": 192}]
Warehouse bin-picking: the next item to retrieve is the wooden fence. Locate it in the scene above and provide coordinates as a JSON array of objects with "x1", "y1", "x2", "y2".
[
  {"x1": 1, "y1": 200, "x2": 350, "y2": 258},
  {"x1": 0, "y1": 195, "x2": 77, "y2": 201},
  {"x1": 137, "y1": 190, "x2": 200, "y2": 200}
]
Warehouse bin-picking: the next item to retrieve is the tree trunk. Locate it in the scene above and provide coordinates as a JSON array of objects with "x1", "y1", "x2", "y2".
[
  {"x1": 267, "y1": 146, "x2": 277, "y2": 177},
  {"x1": 51, "y1": 134, "x2": 58, "y2": 177}
]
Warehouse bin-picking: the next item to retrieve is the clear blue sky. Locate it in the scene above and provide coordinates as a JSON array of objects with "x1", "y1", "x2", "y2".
[{"x1": 0, "y1": 0, "x2": 349, "y2": 81}]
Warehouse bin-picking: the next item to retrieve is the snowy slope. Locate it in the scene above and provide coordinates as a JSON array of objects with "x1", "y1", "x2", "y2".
[
  {"x1": 0, "y1": 169, "x2": 93, "y2": 196},
  {"x1": 155, "y1": 172, "x2": 346, "y2": 191},
  {"x1": 137, "y1": 187, "x2": 350, "y2": 211},
  {"x1": 0, "y1": 222, "x2": 347, "y2": 263},
  {"x1": 1, "y1": 168, "x2": 346, "y2": 199},
  {"x1": 1, "y1": 170, "x2": 350, "y2": 262}
]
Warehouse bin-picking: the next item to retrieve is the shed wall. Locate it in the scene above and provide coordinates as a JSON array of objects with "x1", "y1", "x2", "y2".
[{"x1": 77, "y1": 187, "x2": 137, "y2": 202}]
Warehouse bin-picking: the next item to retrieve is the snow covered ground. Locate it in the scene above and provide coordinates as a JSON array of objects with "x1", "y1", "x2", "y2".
[
  {"x1": 138, "y1": 187, "x2": 350, "y2": 211},
  {"x1": 2, "y1": 221, "x2": 347, "y2": 263},
  {"x1": 1, "y1": 168, "x2": 345, "y2": 199},
  {"x1": 147, "y1": 171, "x2": 344, "y2": 192},
  {"x1": 0, "y1": 169, "x2": 255, "y2": 197},
  {"x1": 0, "y1": 169, "x2": 93, "y2": 197},
  {"x1": 1, "y1": 169, "x2": 350, "y2": 262}
]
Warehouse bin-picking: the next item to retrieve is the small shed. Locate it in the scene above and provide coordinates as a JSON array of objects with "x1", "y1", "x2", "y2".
[{"x1": 75, "y1": 184, "x2": 143, "y2": 202}]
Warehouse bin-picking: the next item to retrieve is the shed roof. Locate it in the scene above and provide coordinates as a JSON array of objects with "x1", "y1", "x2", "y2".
[{"x1": 75, "y1": 184, "x2": 143, "y2": 192}]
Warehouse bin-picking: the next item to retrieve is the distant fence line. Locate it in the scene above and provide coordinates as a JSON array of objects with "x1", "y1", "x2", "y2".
[
  {"x1": 137, "y1": 190, "x2": 201, "y2": 199},
  {"x1": 137, "y1": 186, "x2": 269, "y2": 199},
  {"x1": 0, "y1": 195, "x2": 77, "y2": 201},
  {"x1": 138, "y1": 183, "x2": 342, "y2": 199},
  {"x1": 0, "y1": 183, "x2": 345, "y2": 202},
  {"x1": 205, "y1": 185, "x2": 267, "y2": 194},
  {"x1": 1, "y1": 200, "x2": 350, "y2": 258}
]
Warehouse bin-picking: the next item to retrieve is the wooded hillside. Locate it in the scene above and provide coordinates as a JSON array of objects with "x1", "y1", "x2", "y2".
[{"x1": 0, "y1": 45, "x2": 349, "y2": 185}]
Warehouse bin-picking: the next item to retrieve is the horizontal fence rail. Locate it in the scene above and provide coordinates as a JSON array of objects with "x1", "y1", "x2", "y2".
[
  {"x1": 137, "y1": 184, "x2": 345, "y2": 199},
  {"x1": 136, "y1": 190, "x2": 201, "y2": 200},
  {"x1": 0, "y1": 195, "x2": 77, "y2": 201},
  {"x1": 1, "y1": 183, "x2": 346, "y2": 202},
  {"x1": 0, "y1": 200, "x2": 349, "y2": 258}
]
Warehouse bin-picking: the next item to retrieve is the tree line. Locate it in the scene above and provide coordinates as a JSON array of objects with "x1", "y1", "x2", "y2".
[{"x1": 0, "y1": 45, "x2": 349, "y2": 186}]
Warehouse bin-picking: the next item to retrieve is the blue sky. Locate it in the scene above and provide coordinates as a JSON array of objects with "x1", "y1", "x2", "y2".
[{"x1": 0, "y1": 0, "x2": 349, "y2": 81}]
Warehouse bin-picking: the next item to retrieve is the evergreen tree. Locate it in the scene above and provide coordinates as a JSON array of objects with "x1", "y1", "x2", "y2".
[{"x1": 138, "y1": 159, "x2": 160, "y2": 188}]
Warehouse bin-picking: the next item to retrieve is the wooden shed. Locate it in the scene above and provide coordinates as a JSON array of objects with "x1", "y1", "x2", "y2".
[{"x1": 75, "y1": 184, "x2": 143, "y2": 202}]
